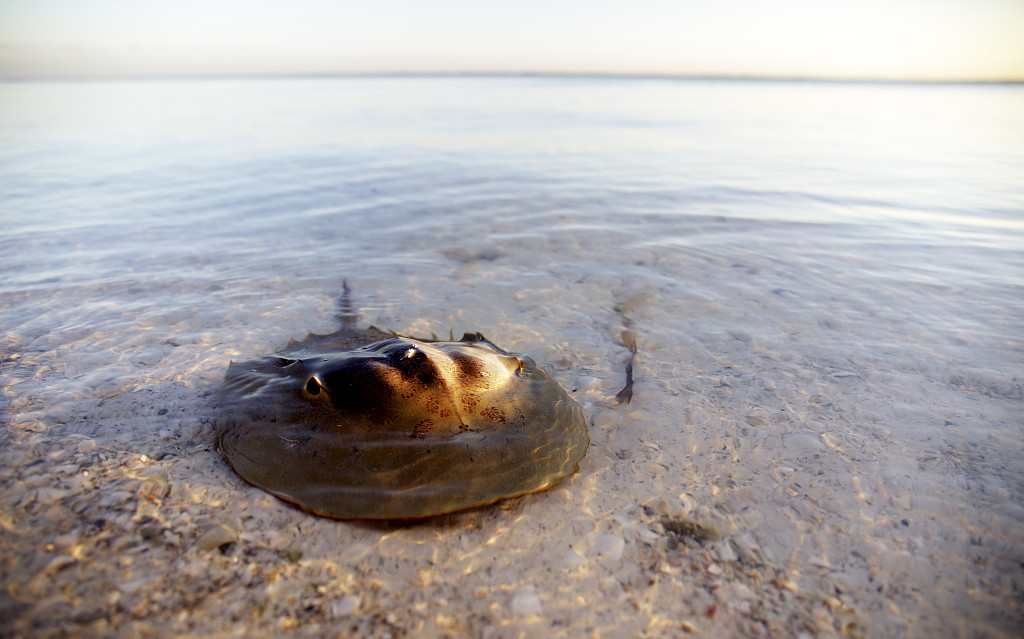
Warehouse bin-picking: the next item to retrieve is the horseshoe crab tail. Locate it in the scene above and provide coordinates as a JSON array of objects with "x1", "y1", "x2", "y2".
[{"x1": 335, "y1": 279, "x2": 360, "y2": 330}]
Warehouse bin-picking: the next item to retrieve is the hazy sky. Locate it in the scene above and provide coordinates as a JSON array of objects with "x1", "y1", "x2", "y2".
[{"x1": 1, "y1": 0, "x2": 1022, "y2": 80}]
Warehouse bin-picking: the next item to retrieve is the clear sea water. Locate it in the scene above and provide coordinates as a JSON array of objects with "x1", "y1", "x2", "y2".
[{"x1": 1, "y1": 76, "x2": 1023, "y2": 636}]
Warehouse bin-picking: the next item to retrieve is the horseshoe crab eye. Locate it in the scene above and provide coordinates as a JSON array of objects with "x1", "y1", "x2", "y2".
[
  {"x1": 305, "y1": 377, "x2": 322, "y2": 396},
  {"x1": 513, "y1": 357, "x2": 526, "y2": 375},
  {"x1": 404, "y1": 348, "x2": 418, "y2": 359}
]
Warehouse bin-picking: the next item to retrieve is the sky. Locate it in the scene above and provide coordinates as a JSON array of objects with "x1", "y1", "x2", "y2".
[{"x1": 1, "y1": 0, "x2": 1022, "y2": 81}]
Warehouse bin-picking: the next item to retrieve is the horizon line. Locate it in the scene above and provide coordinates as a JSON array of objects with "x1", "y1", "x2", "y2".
[{"x1": 2, "y1": 70, "x2": 1023, "y2": 85}]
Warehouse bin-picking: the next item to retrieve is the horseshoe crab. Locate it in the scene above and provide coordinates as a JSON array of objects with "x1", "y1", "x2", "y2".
[{"x1": 216, "y1": 285, "x2": 588, "y2": 519}]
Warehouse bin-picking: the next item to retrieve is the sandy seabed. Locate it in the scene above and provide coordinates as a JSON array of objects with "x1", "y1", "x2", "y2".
[{"x1": 1, "y1": 260, "x2": 1022, "y2": 639}]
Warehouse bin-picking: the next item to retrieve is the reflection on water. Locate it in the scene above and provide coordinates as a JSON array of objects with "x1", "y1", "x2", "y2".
[{"x1": 1, "y1": 76, "x2": 1022, "y2": 637}]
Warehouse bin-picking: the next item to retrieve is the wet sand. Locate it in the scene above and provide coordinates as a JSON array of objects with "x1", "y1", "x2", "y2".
[{"x1": 2, "y1": 261, "x2": 1021, "y2": 638}]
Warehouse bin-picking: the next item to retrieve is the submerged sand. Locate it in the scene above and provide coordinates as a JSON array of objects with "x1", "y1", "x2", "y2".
[{"x1": 2, "y1": 261, "x2": 1022, "y2": 638}]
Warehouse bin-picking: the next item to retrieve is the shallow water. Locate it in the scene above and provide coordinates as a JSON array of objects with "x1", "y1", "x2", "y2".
[{"x1": 1, "y1": 76, "x2": 1023, "y2": 637}]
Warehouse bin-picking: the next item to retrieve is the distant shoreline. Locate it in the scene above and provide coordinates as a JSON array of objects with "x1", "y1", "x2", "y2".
[{"x1": 2, "y1": 71, "x2": 1022, "y2": 86}]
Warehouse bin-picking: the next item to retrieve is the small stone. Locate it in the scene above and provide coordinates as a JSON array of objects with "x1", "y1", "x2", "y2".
[
  {"x1": 575, "y1": 376, "x2": 602, "y2": 393},
  {"x1": 41, "y1": 555, "x2": 76, "y2": 576},
  {"x1": 139, "y1": 479, "x2": 172, "y2": 501},
  {"x1": 648, "y1": 498, "x2": 674, "y2": 517},
  {"x1": 592, "y1": 411, "x2": 624, "y2": 430},
  {"x1": 195, "y1": 523, "x2": 237, "y2": 551},
  {"x1": 729, "y1": 582, "x2": 756, "y2": 601},
  {"x1": 139, "y1": 523, "x2": 165, "y2": 542},
  {"x1": 76, "y1": 438, "x2": 97, "y2": 453},
  {"x1": 783, "y1": 432, "x2": 825, "y2": 455},
  {"x1": 715, "y1": 541, "x2": 737, "y2": 563},
  {"x1": 331, "y1": 595, "x2": 361, "y2": 617},
  {"x1": 592, "y1": 534, "x2": 625, "y2": 561},
  {"x1": 564, "y1": 547, "x2": 586, "y2": 566},
  {"x1": 510, "y1": 589, "x2": 542, "y2": 616}
]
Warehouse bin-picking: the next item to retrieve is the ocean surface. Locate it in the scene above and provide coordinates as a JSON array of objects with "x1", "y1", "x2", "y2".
[{"x1": 1, "y1": 76, "x2": 1023, "y2": 637}]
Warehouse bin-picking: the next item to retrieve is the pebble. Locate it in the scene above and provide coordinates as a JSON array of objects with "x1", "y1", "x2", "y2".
[
  {"x1": 76, "y1": 438, "x2": 97, "y2": 453},
  {"x1": 194, "y1": 523, "x2": 238, "y2": 551},
  {"x1": 592, "y1": 411, "x2": 624, "y2": 430},
  {"x1": 331, "y1": 595, "x2": 361, "y2": 617},
  {"x1": 727, "y1": 582, "x2": 756, "y2": 602},
  {"x1": 509, "y1": 588, "x2": 542, "y2": 616},
  {"x1": 784, "y1": 432, "x2": 826, "y2": 455},
  {"x1": 574, "y1": 376, "x2": 603, "y2": 394},
  {"x1": 647, "y1": 497, "x2": 674, "y2": 517},
  {"x1": 676, "y1": 494, "x2": 695, "y2": 515},
  {"x1": 715, "y1": 541, "x2": 737, "y2": 563},
  {"x1": 564, "y1": 547, "x2": 587, "y2": 566},
  {"x1": 592, "y1": 534, "x2": 625, "y2": 561}
]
